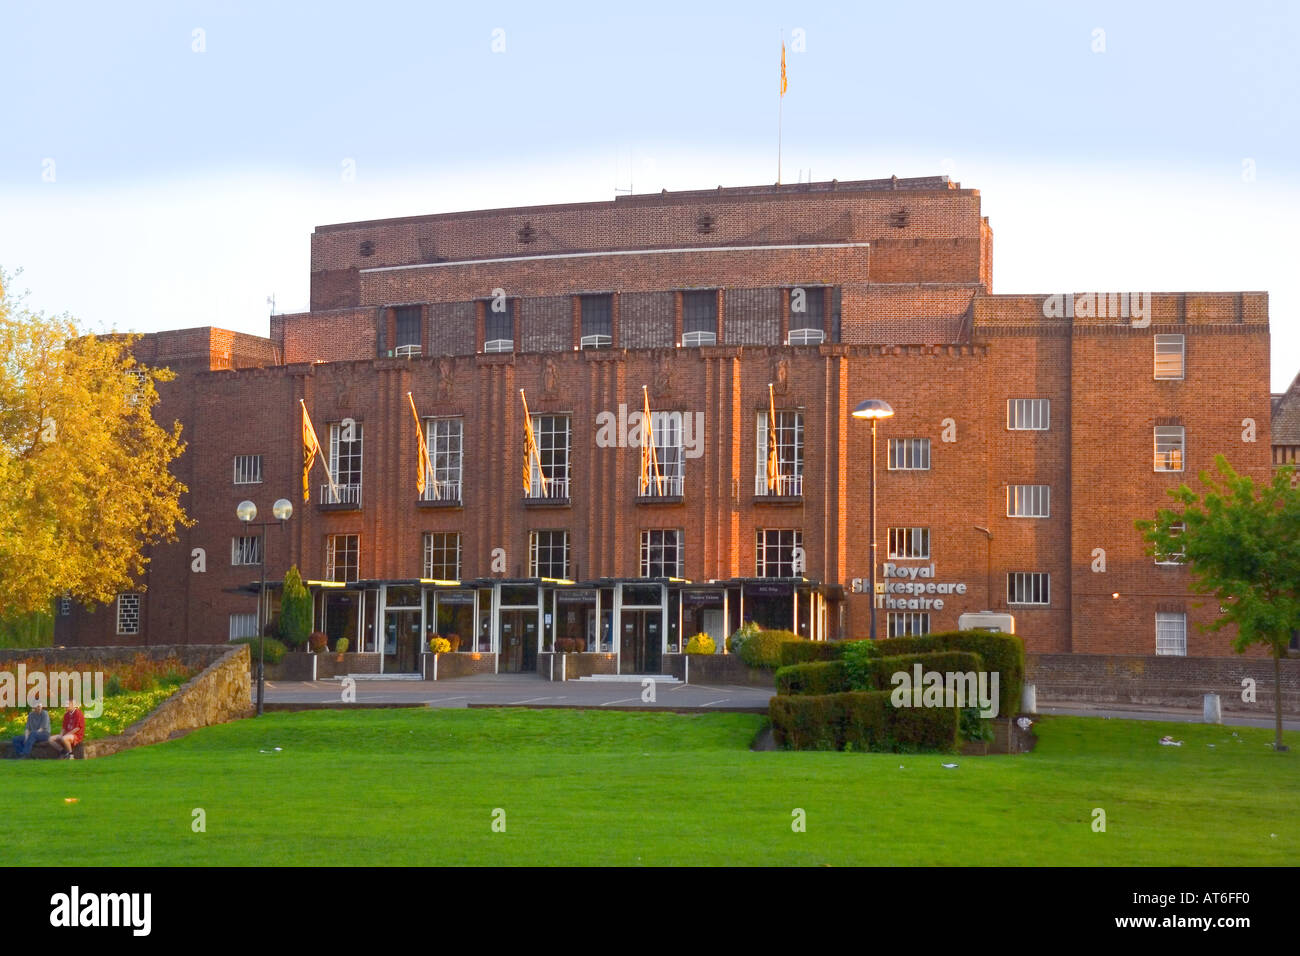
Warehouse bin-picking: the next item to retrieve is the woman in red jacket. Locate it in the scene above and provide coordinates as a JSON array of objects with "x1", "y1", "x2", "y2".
[{"x1": 51, "y1": 702, "x2": 84, "y2": 759}]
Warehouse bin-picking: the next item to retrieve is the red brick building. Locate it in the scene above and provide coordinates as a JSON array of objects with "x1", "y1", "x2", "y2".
[{"x1": 56, "y1": 176, "x2": 1275, "y2": 672}]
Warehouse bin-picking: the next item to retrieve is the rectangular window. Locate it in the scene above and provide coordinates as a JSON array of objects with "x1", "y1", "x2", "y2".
[
  {"x1": 580, "y1": 294, "x2": 613, "y2": 349},
  {"x1": 233, "y1": 454, "x2": 263, "y2": 484},
  {"x1": 325, "y1": 422, "x2": 363, "y2": 505},
  {"x1": 1007, "y1": 572, "x2": 1050, "y2": 606},
  {"x1": 1156, "y1": 611, "x2": 1187, "y2": 656},
  {"x1": 639, "y1": 412, "x2": 685, "y2": 497},
  {"x1": 787, "y1": 286, "x2": 825, "y2": 344},
  {"x1": 529, "y1": 530, "x2": 570, "y2": 579},
  {"x1": 528, "y1": 415, "x2": 571, "y2": 499},
  {"x1": 1154, "y1": 334, "x2": 1185, "y2": 380},
  {"x1": 1155, "y1": 523, "x2": 1187, "y2": 565},
  {"x1": 424, "y1": 417, "x2": 463, "y2": 502},
  {"x1": 640, "y1": 529, "x2": 683, "y2": 578},
  {"x1": 755, "y1": 529, "x2": 802, "y2": 577},
  {"x1": 116, "y1": 593, "x2": 141, "y2": 635},
  {"x1": 228, "y1": 612, "x2": 258, "y2": 640},
  {"x1": 1007, "y1": 484, "x2": 1051, "y2": 518},
  {"x1": 422, "y1": 532, "x2": 462, "y2": 580},
  {"x1": 887, "y1": 612, "x2": 930, "y2": 637},
  {"x1": 1154, "y1": 426, "x2": 1185, "y2": 472},
  {"x1": 231, "y1": 536, "x2": 263, "y2": 566},
  {"x1": 887, "y1": 527, "x2": 930, "y2": 560},
  {"x1": 325, "y1": 534, "x2": 359, "y2": 583},
  {"x1": 1007, "y1": 399, "x2": 1050, "y2": 431},
  {"x1": 484, "y1": 298, "x2": 514, "y2": 352},
  {"x1": 755, "y1": 411, "x2": 804, "y2": 496},
  {"x1": 682, "y1": 291, "x2": 717, "y2": 346},
  {"x1": 394, "y1": 305, "x2": 422, "y2": 356},
  {"x1": 887, "y1": 438, "x2": 931, "y2": 471}
]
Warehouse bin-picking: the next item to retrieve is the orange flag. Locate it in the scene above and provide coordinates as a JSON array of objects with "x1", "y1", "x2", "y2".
[
  {"x1": 780, "y1": 43, "x2": 788, "y2": 97},
  {"x1": 521, "y1": 389, "x2": 548, "y2": 496},
  {"x1": 300, "y1": 400, "x2": 336, "y2": 503},
  {"x1": 767, "y1": 383, "x2": 780, "y2": 491},
  {"x1": 408, "y1": 392, "x2": 433, "y2": 499}
]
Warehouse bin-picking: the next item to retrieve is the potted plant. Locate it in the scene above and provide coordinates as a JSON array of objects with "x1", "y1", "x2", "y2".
[
  {"x1": 335, "y1": 637, "x2": 349, "y2": 662},
  {"x1": 685, "y1": 633, "x2": 716, "y2": 654},
  {"x1": 429, "y1": 637, "x2": 451, "y2": 654},
  {"x1": 308, "y1": 631, "x2": 328, "y2": 654},
  {"x1": 446, "y1": 634, "x2": 461, "y2": 652}
]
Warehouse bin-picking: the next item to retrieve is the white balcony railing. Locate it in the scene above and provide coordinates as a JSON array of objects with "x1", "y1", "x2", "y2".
[
  {"x1": 320, "y1": 483, "x2": 363, "y2": 507},
  {"x1": 755, "y1": 473, "x2": 803, "y2": 497},
  {"x1": 638, "y1": 474, "x2": 684, "y2": 498},
  {"x1": 394, "y1": 344, "x2": 422, "y2": 358},
  {"x1": 419, "y1": 479, "x2": 462, "y2": 503},
  {"x1": 525, "y1": 477, "x2": 570, "y2": 500}
]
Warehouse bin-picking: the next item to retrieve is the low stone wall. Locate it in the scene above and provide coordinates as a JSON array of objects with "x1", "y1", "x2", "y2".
[
  {"x1": 1027, "y1": 653, "x2": 1300, "y2": 716},
  {"x1": 662, "y1": 653, "x2": 774, "y2": 687},
  {"x1": 0, "y1": 644, "x2": 232, "y2": 672},
  {"x1": 83, "y1": 644, "x2": 253, "y2": 758},
  {"x1": 423, "y1": 652, "x2": 497, "y2": 679},
  {"x1": 536, "y1": 652, "x2": 618, "y2": 680}
]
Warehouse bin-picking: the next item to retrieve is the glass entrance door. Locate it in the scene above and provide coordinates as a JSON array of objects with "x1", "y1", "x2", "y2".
[
  {"x1": 383, "y1": 609, "x2": 422, "y2": 673},
  {"x1": 499, "y1": 609, "x2": 538, "y2": 673},
  {"x1": 619, "y1": 610, "x2": 662, "y2": 674}
]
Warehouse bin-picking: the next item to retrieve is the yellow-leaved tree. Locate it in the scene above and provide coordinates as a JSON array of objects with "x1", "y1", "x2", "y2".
[{"x1": 0, "y1": 270, "x2": 191, "y2": 615}]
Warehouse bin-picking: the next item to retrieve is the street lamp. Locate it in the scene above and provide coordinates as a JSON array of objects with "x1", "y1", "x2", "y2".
[
  {"x1": 852, "y1": 398, "x2": 894, "y2": 640},
  {"x1": 238, "y1": 497, "x2": 293, "y2": 716}
]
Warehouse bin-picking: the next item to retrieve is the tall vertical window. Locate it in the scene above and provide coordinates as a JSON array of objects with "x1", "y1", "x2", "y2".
[
  {"x1": 640, "y1": 529, "x2": 683, "y2": 578},
  {"x1": 424, "y1": 418, "x2": 463, "y2": 502},
  {"x1": 1154, "y1": 334, "x2": 1185, "y2": 380},
  {"x1": 580, "y1": 294, "x2": 613, "y2": 349},
  {"x1": 681, "y1": 291, "x2": 718, "y2": 346},
  {"x1": 325, "y1": 534, "x2": 359, "y2": 583},
  {"x1": 1007, "y1": 485, "x2": 1051, "y2": 518},
  {"x1": 1154, "y1": 522, "x2": 1187, "y2": 565},
  {"x1": 755, "y1": 411, "x2": 804, "y2": 496},
  {"x1": 787, "y1": 286, "x2": 825, "y2": 345},
  {"x1": 1156, "y1": 611, "x2": 1187, "y2": 656},
  {"x1": 1154, "y1": 426, "x2": 1185, "y2": 472},
  {"x1": 528, "y1": 415, "x2": 571, "y2": 499},
  {"x1": 394, "y1": 306, "x2": 422, "y2": 356},
  {"x1": 1007, "y1": 572, "x2": 1050, "y2": 606},
  {"x1": 116, "y1": 593, "x2": 141, "y2": 635},
  {"x1": 1007, "y1": 399, "x2": 1050, "y2": 431},
  {"x1": 484, "y1": 298, "x2": 514, "y2": 352},
  {"x1": 229, "y1": 613, "x2": 258, "y2": 640},
  {"x1": 422, "y1": 532, "x2": 462, "y2": 580},
  {"x1": 888, "y1": 438, "x2": 931, "y2": 471},
  {"x1": 887, "y1": 527, "x2": 930, "y2": 559},
  {"x1": 888, "y1": 612, "x2": 930, "y2": 637},
  {"x1": 326, "y1": 422, "x2": 363, "y2": 505},
  {"x1": 231, "y1": 536, "x2": 263, "y2": 566},
  {"x1": 640, "y1": 412, "x2": 685, "y2": 497},
  {"x1": 529, "y1": 530, "x2": 570, "y2": 578},
  {"x1": 233, "y1": 455, "x2": 263, "y2": 484},
  {"x1": 756, "y1": 529, "x2": 802, "y2": 577}
]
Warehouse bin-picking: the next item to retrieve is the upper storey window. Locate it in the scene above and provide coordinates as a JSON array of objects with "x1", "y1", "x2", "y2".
[
  {"x1": 394, "y1": 306, "x2": 422, "y2": 358},
  {"x1": 682, "y1": 291, "x2": 718, "y2": 347},
  {"x1": 787, "y1": 286, "x2": 826, "y2": 345},
  {"x1": 485, "y1": 298, "x2": 514, "y2": 353},
  {"x1": 580, "y1": 295, "x2": 613, "y2": 349},
  {"x1": 1154, "y1": 334, "x2": 1185, "y2": 380}
]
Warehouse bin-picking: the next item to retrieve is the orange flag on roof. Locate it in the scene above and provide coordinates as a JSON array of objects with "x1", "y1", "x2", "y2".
[{"x1": 780, "y1": 43, "x2": 788, "y2": 97}]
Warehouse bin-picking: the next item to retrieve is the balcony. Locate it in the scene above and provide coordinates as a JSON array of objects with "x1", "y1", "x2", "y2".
[
  {"x1": 319, "y1": 483, "x2": 362, "y2": 510},
  {"x1": 754, "y1": 472, "x2": 803, "y2": 503},
  {"x1": 393, "y1": 344, "x2": 422, "y2": 359},
  {"x1": 418, "y1": 479, "x2": 462, "y2": 507},
  {"x1": 636, "y1": 474, "x2": 684, "y2": 504},
  {"x1": 524, "y1": 477, "x2": 570, "y2": 507}
]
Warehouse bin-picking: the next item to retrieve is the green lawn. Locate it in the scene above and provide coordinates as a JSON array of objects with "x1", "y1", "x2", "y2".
[{"x1": 0, "y1": 708, "x2": 1294, "y2": 865}]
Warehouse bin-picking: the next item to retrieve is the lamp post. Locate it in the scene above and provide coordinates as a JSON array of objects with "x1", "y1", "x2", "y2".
[
  {"x1": 852, "y1": 399, "x2": 895, "y2": 640},
  {"x1": 237, "y1": 498, "x2": 293, "y2": 716}
]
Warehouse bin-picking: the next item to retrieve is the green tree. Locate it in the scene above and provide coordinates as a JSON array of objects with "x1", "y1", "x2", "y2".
[
  {"x1": 279, "y1": 566, "x2": 312, "y2": 649},
  {"x1": 0, "y1": 269, "x2": 191, "y2": 614},
  {"x1": 1137, "y1": 455, "x2": 1300, "y2": 751},
  {"x1": 0, "y1": 610, "x2": 54, "y2": 648}
]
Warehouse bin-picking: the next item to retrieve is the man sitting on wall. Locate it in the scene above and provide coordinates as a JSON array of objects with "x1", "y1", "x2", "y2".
[
  {"x1": 49, "y1": 701, "x2": 84, "y2": 760},
  {"x1": 10, "y1": 699, "x2": 51, "y2": 758}
]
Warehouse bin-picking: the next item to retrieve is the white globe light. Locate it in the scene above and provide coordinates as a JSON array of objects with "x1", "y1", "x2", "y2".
[
  {"x1": 236, "y1": 500, "x2": 257, "y2": 522},
  {"x1": 272, "y1": 499, "x2": 293, "y2": 521}
]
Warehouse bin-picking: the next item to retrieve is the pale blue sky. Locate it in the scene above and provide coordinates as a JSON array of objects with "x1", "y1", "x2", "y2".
[{"x1": 2, "y1": 1, "x2": 1296, "y2": 390}]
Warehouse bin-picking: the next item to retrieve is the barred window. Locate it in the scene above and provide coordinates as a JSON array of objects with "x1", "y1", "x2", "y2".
[
  {"x1": 484, "y1": 298, "x2": 514, "y2": 351},
  {"x1": 640, "y1": 529, "x2": 683, "y2": 578},
  {"x1": 1007, "y1": 572, "x2": 1050, "y2": 606},
  {"x1": 1154, "y1": 335, "x2": 1185, "y2": 380},
  {"x1": 887, "y1": 438, "x2": 930, "y2": 471},
  {"x1": 755, "y1": 411, "x2": 804, "y2": 496},
  {"x1": 326, "y1": 534, "x2": 359, "y2": 583},
  {"x1": 580, "y1": 294, "x2": 612, "y2": 348},
  {"x1": 233, "y1": 454, "x2": 263, "y2": 484},
  {"x1": 116, "y1": 593, "x2": 141, "y2": 635},
  {"x1": 887, "y1": 527, "x2": 930, "y2": 560},
  {"x1": 529, "y1": 530, "x2": 570, "y2": 579},
  {"x1": 231, "y1": 535, "x2": 263, "y2": 566},
  {"x1": 423, "y1": 532, "x2": 462, "y2": 580},
  {"x1": 1007, "y1": 484, "x2": 1051, "y2": 518},
  {"x1": 1007, "y1": 399, "x2": 1050, "y2": 431},
  {"x1": 229, "y1": 612, "x2": 258, "y2": 640},
  {"x1": 888, "y1": 612, "x2": 930, "y2": 637},
  {"x1": 1156, "y1": 611, "x2": 1187, "y2": 655},
  {"x1": 682, "y1": 291, "x2": 718, "y2": 346},
  {"x1": 755, "y1": 529, "x2": 802, "y2": 577},
  {"x1": 1154, "y1": 426, "x2": 1185, "y2": 472},
  {"x1": 1154, "y1": 523, "x2": 1186, "y2": 565}
]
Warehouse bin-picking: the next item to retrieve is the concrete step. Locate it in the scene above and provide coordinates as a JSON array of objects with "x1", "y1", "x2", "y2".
[
  {"x1": 338, "y1": 673, "x2": 424, "y2": 681},
  {"x1": 577, "y1": 674, "x2": 682, "y2": 684}
]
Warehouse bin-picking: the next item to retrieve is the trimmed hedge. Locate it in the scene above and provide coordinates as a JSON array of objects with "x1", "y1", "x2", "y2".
[
  {"x1": 232, "y1": 636, "x2": 287, "y2": 666},
  {"x1": 774, "y1": 660, "x2": 850, "y2": 696},
  {"x1": 866, "y1": 651, "x2": 984, "y2": 693},
  {"x1": 875, "y1": 631, "x2": 1024, "y2": 717},
  {"x1": 738, "y1": 629, "x2": 801, "y2": 669},
  {"x1": 769, "y1": 690, "x2": 960, "y2": 753},
  {"x1": 779, "y1": 639, "x2": 843, "y2": 666}
]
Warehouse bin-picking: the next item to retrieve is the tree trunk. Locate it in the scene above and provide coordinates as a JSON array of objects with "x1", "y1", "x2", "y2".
[{"x1": 1274, "y1": 645, "x2": 1288, "y2": 752}]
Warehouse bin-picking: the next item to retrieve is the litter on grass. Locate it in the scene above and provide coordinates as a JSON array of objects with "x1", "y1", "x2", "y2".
[
  {"x1": 1159, "y1": 736, "x2": 1183, "y2": 746},
  {"x1": 258, "y1": 747, "x2": 283, "y2": 754},
  {"x1": 941, "y1": 763, "x2": 959, "y2": 769}
]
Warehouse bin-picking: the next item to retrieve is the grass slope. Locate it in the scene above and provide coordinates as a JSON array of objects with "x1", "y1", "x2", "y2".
[{"x1": 0, "y1": 709, "x2": 1293, "y2": 866}]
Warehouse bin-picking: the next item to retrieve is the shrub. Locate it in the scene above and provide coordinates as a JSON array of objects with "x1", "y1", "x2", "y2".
[
  {"x1": 429, "y1": 637, "x2": 451, "y2": 654},
  {"x1": 774, "y1": 660, "x2": 850, "y2": 696},
  {"x1": 875, "y1": 631, "x2": 1024, "y2": 717},
  {"x1": 726, "y1": 621, "x2": 761, "y2": 655},
  {"x1": 308, "y1": 631, "x2": 328, "y2": 653},
  {"x1": 738, "y1": 629, "x2": 800, "y2": 669},
  {"x1": 279, "y1": 566, "x2": 313, "y2": 648},
  {"x1": 840, "y1": 640, "x2": 881, "y2": 689},
  {"x1": 769, "y1": 690, "x2": 959, "y2": 753},
  {"x1": 960, "y1": 707, "x2": 995, "y2": 742},
  {"x1": 231, "y1": 636, "x2": 287, "y2": 666},
  {"x1": 104, "y1": 674, "x2": 125, "y2": 698},
  {"x1": 779, "y1": 638, "x2": 844, "y2": 666},
  {"x1": 684, "y1": 633, "x2": 715, "y2": 654},
  {"x1": 335, "y1": 637, "x2": 350, "y2": 653},
  {"x1": 859, "y1": 650, "x2": 985, "y2": 694}
]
